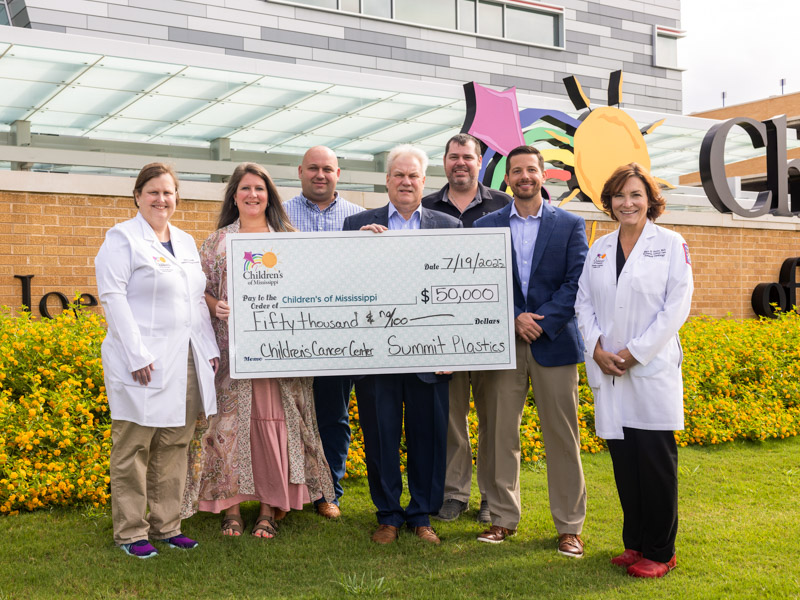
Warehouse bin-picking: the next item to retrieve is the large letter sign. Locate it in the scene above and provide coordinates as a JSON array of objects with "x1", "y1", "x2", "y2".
[
  {"x1": 752, "y1": 257, "x2": 800, "y2": 318},
  {"x1": 700, "y1": 115, "x2": 800, "y2": 218}
]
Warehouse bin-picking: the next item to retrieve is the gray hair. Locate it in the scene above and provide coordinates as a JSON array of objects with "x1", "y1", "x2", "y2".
[{"x1": 386, "y1": 144, "x2": 429, "y2": 176}]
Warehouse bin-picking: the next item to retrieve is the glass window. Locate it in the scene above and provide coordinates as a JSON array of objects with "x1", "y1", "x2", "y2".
[
  {"x1": 396, "y1": 0, "x2": 456, "y2": 30},
  {"x1": 506, "y1": 5, "x2": 558, "y2": 46},
  {"x1": 0, "y1": 2, "x2": 9, "y2": 26},
  {"x1": 458, "y1": 0, "x2": 476, "y2": 33},
  {"x1": 655, "y1": 28, "x2": 682, "y2": 69},
  {"x1": 281, "y1": 0, "x2": 564, "y2": 48},
  {"x1": 478, "y1": 1, "x2": 503, "y2": 38},
  {"x1": 362, "y1": 0, "x2": 391, "y2": 18}
]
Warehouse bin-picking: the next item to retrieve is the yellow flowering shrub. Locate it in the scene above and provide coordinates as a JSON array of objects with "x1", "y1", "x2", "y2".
[
  {"x1": 5, "y1": 308, "x2": 800, "y2": 511},
  {"x1": 678, "y1": 312, "x2": 800, "y2": 446},
  {"x1": 0, "y1": 308, "x2": 110, "y2": 515},
  {"x1": 345, "y1": 312, "x2": 800, "y2": 474}
]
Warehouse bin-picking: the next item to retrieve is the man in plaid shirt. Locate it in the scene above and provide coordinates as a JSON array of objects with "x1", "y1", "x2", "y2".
[{"x1": 284, "y1": 146, "x2": 364, "y2": 519}]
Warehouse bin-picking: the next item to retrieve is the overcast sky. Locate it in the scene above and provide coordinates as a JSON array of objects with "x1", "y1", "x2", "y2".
[{"x1": 680, "y1": 0, "x2": 799, "y2": 114}]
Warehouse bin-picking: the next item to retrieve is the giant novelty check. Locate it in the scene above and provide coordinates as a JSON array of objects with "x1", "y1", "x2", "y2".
[{"x1": 226, "y1": 229, "x2": 516, "y2": 378}]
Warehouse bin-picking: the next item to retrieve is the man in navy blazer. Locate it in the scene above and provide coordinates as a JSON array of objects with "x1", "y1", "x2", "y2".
[
  {"x1": 472, "y1": 146, "x2": 588, "y2": 557},
  {"x1": 343, "y1": 144, "x2": 462, "y2": 545}
]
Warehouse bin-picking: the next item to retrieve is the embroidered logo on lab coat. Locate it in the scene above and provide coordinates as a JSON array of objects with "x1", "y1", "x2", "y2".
[
  {"x1": 591, "y1": 253, "x2": 606, "y2": 268},
  {"x1": 683, "y1": 243, "x2": 691, "y2": 265},
  {"x1": 152, "y1": 256, "x2": 174, "y2": 272}
]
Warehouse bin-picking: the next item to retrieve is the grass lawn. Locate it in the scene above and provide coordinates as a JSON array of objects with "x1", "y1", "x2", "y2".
[{"x1": 2, "y1": 436, "x2": 799, "y2": 599}]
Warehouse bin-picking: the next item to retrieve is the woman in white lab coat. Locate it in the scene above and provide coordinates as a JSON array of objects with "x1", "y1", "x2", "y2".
[
  {"x1": 575, "y1": 163, "x2": 693, "y2": 578},
  {"x1": 95, "y1": 163, "x2": 220, "y2": 559}
]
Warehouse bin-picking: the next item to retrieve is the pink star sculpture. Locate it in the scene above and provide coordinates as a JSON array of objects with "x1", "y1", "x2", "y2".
[{"x1": 466, "y1": 83, "x2": 525, "y2": 157}]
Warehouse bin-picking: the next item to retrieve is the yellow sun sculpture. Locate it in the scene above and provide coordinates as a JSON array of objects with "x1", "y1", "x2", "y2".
[
  {"x1": 561, "y1": 72, "x2": 669, "y2": 213},
  {"x1": 574, "y1": 107, "x2": 651, "y2": 208}
]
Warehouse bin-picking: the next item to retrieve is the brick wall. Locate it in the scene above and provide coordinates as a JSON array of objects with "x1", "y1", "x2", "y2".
[
  {"x1": 2, "y1": 188, "x2": 796, "y2": 320},
  {"x1": 583, "y1": 218, "x2": 800, "y2": 319},
  {"x1": 0, "y1": 190, "x2": 219, "y2": 315}
]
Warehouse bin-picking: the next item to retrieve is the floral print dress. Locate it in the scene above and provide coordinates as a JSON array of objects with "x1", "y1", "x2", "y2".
[{"x1": 181, "y1": 220, "x2": 334, "y2": 517}]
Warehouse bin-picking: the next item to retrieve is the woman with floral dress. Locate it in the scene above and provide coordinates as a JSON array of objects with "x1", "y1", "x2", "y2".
[{"x1": 182, "y1": 162, "x2": 333, "y2": 538}]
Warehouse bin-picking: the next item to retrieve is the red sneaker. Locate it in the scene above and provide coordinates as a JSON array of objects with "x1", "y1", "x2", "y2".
[
  {"x1": 627, "y1": 555, "x2": 676, "y2": 578},
  {"x1": 611, "y1": 549, "x2": 643, "y2": 567}
]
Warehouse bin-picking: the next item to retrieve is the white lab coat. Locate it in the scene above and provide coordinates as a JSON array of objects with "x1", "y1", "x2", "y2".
[
  {"x1": 95, "y1": 213, "x2": 219, "y2": 427},
  {"x1": 575, "y1": 220, "x2": 693, "y2": 439}
]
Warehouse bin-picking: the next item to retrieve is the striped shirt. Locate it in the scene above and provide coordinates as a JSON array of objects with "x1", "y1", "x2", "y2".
[{"x1": 284, "y1": 192, "x2": 365, "y2": 232}]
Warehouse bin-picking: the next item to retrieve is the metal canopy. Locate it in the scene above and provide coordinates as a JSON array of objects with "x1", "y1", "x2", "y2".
[
  {"x1": 0, "y1": 41, "x2": 465, "y2": 162},
  {"x1": 0, "y1": 27, "x2": 795, "y2": 186}
]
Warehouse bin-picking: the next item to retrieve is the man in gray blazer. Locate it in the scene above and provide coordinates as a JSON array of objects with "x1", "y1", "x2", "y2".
[{"x1": 343, "y1": 145, "x2": 461, "y2": 546}]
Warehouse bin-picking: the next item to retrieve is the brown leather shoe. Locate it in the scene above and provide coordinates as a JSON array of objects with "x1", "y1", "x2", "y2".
[
  {"x1": 412, "y1": 526, "x2": 441, "y2": 544},
  {"x1": 557, "y1": 533, "x2": 584, "y2": 558},
  {"x1": 316, "y1": 502, "x2": 341, "y2": 519},
  {"x1": 477, "y1": 525, "x2": 516, "y2": 544},
  {"x1": 371, "y1": 524, "x2": 399, "y2": 544}
]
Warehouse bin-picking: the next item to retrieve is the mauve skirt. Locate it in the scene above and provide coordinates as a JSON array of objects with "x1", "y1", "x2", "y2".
[{"x1": 198, "y1": 378, "x2": 310, "y2": 513}]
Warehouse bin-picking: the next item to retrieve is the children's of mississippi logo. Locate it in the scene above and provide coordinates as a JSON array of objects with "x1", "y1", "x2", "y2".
[
  {"x1": 242, "y1": 250, "x2": 283, "y2": 285},
  {"x1": 243, "y1": 250, "x2": 278, "y2": 271}
]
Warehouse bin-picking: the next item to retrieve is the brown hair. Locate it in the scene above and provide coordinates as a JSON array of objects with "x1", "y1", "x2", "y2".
[
  {"x1": 600, "y1": 163, "x2": 666, "y2": 222},
  {"x1": 505, "y1": 145, "x2": 545, "y2": 175},
  {"x1": 445, "y1": 133, "x2": 482, "y2": 156},
  {"x1": 133, "y1": 163, "x2": 179, "y2": 207},
  {"x1": 216, "y1": 162, "x2": 296, "y2": 232}
]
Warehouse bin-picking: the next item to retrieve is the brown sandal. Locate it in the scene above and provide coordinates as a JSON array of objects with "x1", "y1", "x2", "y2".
[
  {"x1": 220, "y1": 514, "x2": 244, "y2": 537},
  {"x1": 252, "y1": 516, "x2": 277, "y2": 539}
]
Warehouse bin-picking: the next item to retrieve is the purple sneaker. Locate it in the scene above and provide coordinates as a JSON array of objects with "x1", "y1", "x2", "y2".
[
  {"x1": 162, "y1": 534, "x2": 198, "y2": 549},
  {"x1": 120, "y1": 540, "x2": 158, "y2": 559}
]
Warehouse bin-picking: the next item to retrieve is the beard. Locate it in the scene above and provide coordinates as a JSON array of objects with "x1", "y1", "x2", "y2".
[
  {"x1": 509, "y1": 182, "x2": 541, "y2": 200},
  {"x1": 447, "y1": 170, "x2": 477, "y2": 191}
]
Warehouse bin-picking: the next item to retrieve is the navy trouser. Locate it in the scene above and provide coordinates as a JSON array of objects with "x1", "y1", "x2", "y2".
[
  {"x1": 355, "y1": 373, "x2": 449, "y2": 528},
  {"x1": 313, "y1": 375, "x2": 354, "y2": 503},
  {"x1": 607, "y1": 427, "x2": 678, "y2": 563}
]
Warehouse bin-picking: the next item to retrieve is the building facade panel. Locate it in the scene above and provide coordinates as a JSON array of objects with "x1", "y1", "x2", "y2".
[
  {"x1": 129, "y1": 0, "x2": 208, "y2": 17},
  {"x1": 6, "y1": 0, "x2": 685, "y2": 113},
  {"x1": 108, "y1": 5, "x2": 189, "y2": 28}
]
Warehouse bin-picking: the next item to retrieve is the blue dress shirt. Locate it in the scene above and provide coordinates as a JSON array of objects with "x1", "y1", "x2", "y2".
[
  {"x1": 388, "y1": 202, "x2": 422, "y2": 230},
  {"x1": 509, "y1": 200, "x2": 543, "y2": 299}
]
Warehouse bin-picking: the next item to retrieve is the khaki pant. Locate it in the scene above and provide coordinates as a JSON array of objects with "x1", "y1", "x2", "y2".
[
  {"x1": 110, "y1": 348, "x2": 202, "y2": 545},
  {"x1": 442, "y1": 371, "x2": 486, "y2": 503},
  {"x1": 475, "y1": 337, "x2": 586, "y2": 532}
]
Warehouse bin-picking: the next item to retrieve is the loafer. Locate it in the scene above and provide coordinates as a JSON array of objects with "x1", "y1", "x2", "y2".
[
  {"x1": 476, "y1": 500, "x2": 491, "y2": 524},
  {"x1": 611, "y1": 549, "x2": 643, "y2": 567},
  {"x1": 412, "y1": 525, "x2": 441, "y2": 544},
  {"x1": 557, "y1": 533, "x2": 584, "y2": 558},
  {"x1": 477, "y1": 525, "x2": 515, "y2": 544},
  {"x1": 627, "y1": 555, "x2": 676, "y2": 578},
  {"x1": 120, "y1": 540, "x2": 158, "y2": 559},
  {"x1": 162, "y1": 534, "x2": 198, "y2": 549},
  {"x1": 371, "y1": 524, "x2": 399, "y2": 544},
  {"x1": 316, "y1": 501, "x2": 341, "y2": 519},
  {"x1": 433, "y1": 499, "x2": 468, "y2": 522}
]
